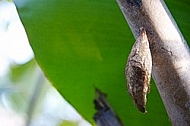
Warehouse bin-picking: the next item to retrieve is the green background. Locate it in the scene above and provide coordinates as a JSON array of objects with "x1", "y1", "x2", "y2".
[{"x1": 15, "y1": 0, "x2": 190, "y2": 125}]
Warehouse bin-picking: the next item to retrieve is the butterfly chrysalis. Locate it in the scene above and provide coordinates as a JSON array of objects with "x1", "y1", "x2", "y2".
[{"x1": 125, "y1": 28, "x2": 152, "y2": 113}]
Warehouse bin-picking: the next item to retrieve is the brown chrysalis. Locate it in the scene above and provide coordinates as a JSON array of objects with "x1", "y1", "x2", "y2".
[{"x1": 125, "y1": 28, "x2": 152, "y2": 113}]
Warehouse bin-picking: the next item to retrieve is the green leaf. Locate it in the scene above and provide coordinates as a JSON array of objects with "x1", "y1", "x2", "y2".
[
  {"x1": 59, "y1": 121, "x2": 77, "y2": 126},
  {"x1": 15, "y1": 0, "x2": 189, "y2": 125}
]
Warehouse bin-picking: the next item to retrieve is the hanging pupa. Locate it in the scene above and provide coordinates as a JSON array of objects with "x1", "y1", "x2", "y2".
[{"x1": 125, "y1": 28, "x2": 152, "y2": 113}]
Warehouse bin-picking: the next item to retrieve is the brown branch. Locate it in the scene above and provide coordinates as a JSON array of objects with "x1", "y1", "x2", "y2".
[{"x1": 116, "y1": 0, "x2": 190, "y2": 125}]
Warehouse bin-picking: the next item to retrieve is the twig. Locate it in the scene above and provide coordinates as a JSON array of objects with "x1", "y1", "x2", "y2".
[{"x1": 116, "y1": 0, "x2": 190, "y2": 125}]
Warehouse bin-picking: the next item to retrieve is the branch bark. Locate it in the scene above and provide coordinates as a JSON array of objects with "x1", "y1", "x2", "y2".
[{"x1": 116, "y1": 0, "x2": 190, "y2": 125}]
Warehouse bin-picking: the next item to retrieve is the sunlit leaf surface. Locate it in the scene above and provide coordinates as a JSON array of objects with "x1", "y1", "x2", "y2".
[{"x1": 15, "y1": 0, "x2": 190, "y2": 125}]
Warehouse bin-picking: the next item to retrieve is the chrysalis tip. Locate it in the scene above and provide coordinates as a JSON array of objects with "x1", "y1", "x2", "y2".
[{"x1": 136, "y1": 104, "x2": 147, "y2": 114}]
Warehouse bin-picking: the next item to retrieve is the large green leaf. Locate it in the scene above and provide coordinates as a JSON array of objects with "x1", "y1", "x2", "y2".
[{"x1": 14, "y1": 0, "x2": 189, "y2": 125}]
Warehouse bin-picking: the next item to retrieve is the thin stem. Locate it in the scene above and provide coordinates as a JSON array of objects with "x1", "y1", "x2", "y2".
[
  {"x1": 26, "y1": 71, "x2": 45, "y2": 126},
  {"x1": 116, "y1": 0, "x2": 190, "y2": 125}
]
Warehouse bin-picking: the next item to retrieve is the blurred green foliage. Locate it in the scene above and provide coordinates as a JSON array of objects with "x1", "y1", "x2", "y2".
[{"x1": 15, "y1": 0, "x2": 190, "y2": 125}]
